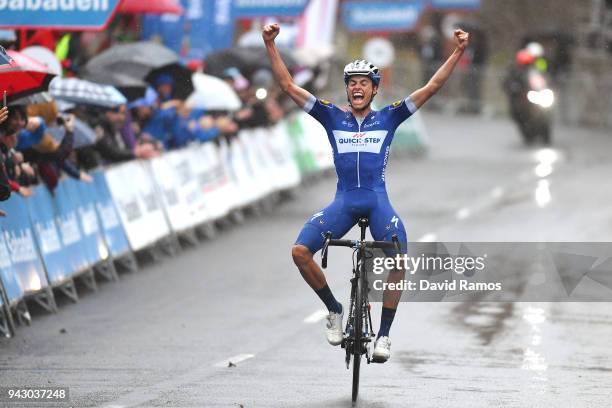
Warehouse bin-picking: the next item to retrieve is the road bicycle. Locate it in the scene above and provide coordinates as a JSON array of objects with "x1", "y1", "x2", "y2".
[{"x1": 321, "y1": 217, "x2": 400, "y2": 404}]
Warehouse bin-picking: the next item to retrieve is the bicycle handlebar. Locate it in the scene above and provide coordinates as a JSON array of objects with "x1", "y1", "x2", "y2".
[{"x1": 321, "y1": 232, "x2": 401, "y2": 269}]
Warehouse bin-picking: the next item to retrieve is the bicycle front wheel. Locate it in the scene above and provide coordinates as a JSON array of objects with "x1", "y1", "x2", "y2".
[{"x1": 352, "y1": 270, "x2": 364, "y2": 403}]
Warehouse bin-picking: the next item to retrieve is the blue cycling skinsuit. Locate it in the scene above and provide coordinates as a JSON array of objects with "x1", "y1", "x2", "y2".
[{"x1": 295, "y1": 94, "x2": 418, "y2": 254}]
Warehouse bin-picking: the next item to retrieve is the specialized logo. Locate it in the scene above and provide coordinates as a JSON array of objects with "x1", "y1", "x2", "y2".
[
  {"x1": 391, "y1": 100, "x2": 403, "y2": 108},
  {"x1": 390, "y1": 216, "x2": 399, "y2": 229},
  {"x1": 311, "y1": 211, "x2": 324, "y2": 221},
  {"x1": 319, "y1": 99, "x2": 331, "y2": 105},
  {"x1": 332, "y1": 130, "x2": 388, "y2": 154}
]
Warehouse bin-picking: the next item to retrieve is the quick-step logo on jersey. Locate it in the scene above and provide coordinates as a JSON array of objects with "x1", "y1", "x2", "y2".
[{"x1": 332, "y1": 130, "x2": 388, "y2": 154}]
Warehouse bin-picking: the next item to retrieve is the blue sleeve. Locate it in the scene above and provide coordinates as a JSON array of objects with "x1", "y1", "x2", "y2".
[
  {"x1": 382, "y1": 97, "x2": 418, "y2": 131},
  {"x1": 302, "y1": 95, "x2": 339, "y2": 128},
  {"x1": 171, "y1": 116, "x2": 194, "y2": 148},
  {"x1": 61, "y1": 160, "x2": 81, "y2": 179},
  {"x1": 195, "y1": 127, "x2": 220, "y2": 143},
  {"x1": 16, "y1": 117, "x2": 46, "y2": 150}
]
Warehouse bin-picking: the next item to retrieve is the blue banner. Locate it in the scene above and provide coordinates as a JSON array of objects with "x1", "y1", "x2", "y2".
[
  {"x1": 93, "y1": 171, "x2": 130, "y2": 257},
  {"x1": 26, "y1": 185, "x2": 71, "y2": 285},
  {"x1": 233, "y1": 0, "x2": 309, "y2": 17},
  {"x1": 0, "y1": 0, "x2": 120, "y2": 31},
  {"x1": 342, "y1": 1, "x2": 424, "y2": 32},
  {"x1": 66, "y1": 178, "x2": 106, "y2": 266},
  {"x1": 0, "y1": 195, "x2": 48, "y2": 296},
  {"x1": 142, "y1": 0, "x2": 236, "y2": 61},
  {"x1": 429, "y1": 0, "x2": 480, "y2": 9},
  {"x1": 0, "y1": 219, "x2": 25, "y2": 305},
  {"x1": 205, "y1": 0, "x2": 235, "y2": 53},
  {"x1": 54, "y1": 179, "x2": 90, "y2": 274}
]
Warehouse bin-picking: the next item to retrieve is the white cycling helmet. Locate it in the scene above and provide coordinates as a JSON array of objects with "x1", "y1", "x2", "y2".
[{"x1": 343, "y1": 59, "x2": 381, "y2": 87}]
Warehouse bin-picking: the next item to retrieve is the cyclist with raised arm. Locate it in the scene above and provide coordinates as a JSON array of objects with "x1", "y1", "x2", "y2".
[{"x1": 263, "y1": 24, "x2": 469, "y2": 362}]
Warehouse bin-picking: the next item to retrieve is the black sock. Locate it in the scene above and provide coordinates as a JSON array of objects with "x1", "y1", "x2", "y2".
[
  {"x1": 314, "y1": 284, "x2": 342, "y2": 314},
  {"x1": 377, "y1": 307, "x2": 397, "y2": 338}
]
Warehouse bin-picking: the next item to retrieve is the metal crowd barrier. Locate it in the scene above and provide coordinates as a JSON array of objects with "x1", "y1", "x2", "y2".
[{"x1": 0, "y1": 111, "x2": 426, "y2": 338}]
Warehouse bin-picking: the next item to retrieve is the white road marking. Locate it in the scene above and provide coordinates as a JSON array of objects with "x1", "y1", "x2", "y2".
[
  {"x1": 214, "y1": 353, "x2": 255, "y2": 368},
  {"x1": 303, "y1": 309, "x2": 328, "y2": 324},
  {"x1": 417, "y1": 233, "x2": 437, "y2": 242}
]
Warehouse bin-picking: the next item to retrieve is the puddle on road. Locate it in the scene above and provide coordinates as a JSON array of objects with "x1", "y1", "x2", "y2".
[{"x1": 452, "y1": 302, "x2": 514, "y2": 346}]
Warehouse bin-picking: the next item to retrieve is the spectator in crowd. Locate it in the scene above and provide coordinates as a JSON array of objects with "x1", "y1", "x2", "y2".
[
  {"x1": 153, "y1": 73, "x2": 175, "y2": 102},
  {"x1": 11, "y1": 103, "x2": 91, "y2": 191},
  {"x1": 129, "y1": 87, "x2": 179, "y2": 149},
  {"x1": 78, "y1": 104, "x2": 159, "y2": 170},
  {"x1": 0, "y1": 118, "x2": 34, "y2": 198}
]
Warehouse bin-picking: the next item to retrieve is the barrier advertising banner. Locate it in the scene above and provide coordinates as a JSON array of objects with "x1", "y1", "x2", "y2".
[
  {"x1": 0, "y1": 195, "x2": 48, "y2": 295},
  {"x1": 0, "y1": 221, "x2": 24, "y2": 305},
  {"x1": 105, "y1": 162, "x2": 170, "y2": 251},
  {"x1": 92, "y1": 170, "x2": 131, "y2": 257},
  {"x1": 73, "y1": 178, "x2": 109, "y2": 265},
  {"x1": 26, "y1": 185, "x2": 71, "y2": 285},
  {"x1": 54, "y1": 179, "x2": 90, "y2": 274}
]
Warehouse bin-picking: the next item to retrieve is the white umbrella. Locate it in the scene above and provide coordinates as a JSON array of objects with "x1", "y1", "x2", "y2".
[
  {"x1": 50, "y1": 77, "x2": 127, "y2": 108},
  {"x1": 21, "y1": 46, "x2": 62, "y2": 76},
  {"x1": 186, "y1": 73, "x2": 242, "y2": 111}
]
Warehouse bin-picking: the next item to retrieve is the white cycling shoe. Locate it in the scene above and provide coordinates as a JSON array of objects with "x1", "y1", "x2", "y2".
[
  {"x1": 372, "y1": 336, "x2": 391, "y2": 363},
  {"x1": 325, "y1": 307, "x2": 344, "y2": 346}
]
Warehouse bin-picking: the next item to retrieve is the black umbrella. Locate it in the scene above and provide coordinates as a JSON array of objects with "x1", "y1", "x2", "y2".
[
  {"x1": 84, "y1": 41, "x2": 193, "y2": 99},
  {"x1": 204, "y1": 46, "x2": 297, "y2": 79},
  {"x1": 82, "y1": 70, "x2": 147, "y2": 102}
]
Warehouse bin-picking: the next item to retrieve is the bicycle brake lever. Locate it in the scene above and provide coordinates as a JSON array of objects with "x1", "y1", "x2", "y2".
[{"x1": 322, "y1": 232, "x2": 332, "y2": 269}]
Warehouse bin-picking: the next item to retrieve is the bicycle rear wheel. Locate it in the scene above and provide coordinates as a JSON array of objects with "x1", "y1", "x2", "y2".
[{"x1": 352, "y1": 270, "x2": 364, "y2": 403}]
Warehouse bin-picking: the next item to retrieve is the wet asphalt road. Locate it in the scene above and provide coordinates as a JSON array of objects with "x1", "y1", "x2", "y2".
[{"x1": 1, "y1": 111, "x2": 612, "y2": 407}]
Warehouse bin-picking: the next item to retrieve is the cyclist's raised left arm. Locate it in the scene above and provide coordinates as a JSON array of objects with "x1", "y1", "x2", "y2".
[
  {"x1": 409, "y1": 29, "x2": 470, "y2": 109},
  {"x1": 263, "y1": 24, "x2": 312, "y2": 109}
]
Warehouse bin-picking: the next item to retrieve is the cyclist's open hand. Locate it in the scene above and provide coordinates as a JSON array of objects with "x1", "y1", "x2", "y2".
[
  {"x1": 454, "y1": 29, "x2": 470, "y2": 51},
  {"x1": 262, "y1": 23, "x2": 280, "y2": 43}
]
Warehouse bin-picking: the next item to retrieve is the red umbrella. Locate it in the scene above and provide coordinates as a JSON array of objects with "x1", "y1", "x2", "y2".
[
  {"x1": 0, "y1": 50, "x2": 57, "y2": 103},
  {"x1": 117, "y1": 0, "x2": 183, "y2": 14}
]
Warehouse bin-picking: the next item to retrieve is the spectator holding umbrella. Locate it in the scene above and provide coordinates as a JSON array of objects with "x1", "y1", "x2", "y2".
[
  {"x1": 0, "y1": 106, "x2": 7, "y2": 124},
  {"x1": 131, "y1": 87, "x2": 179, "y2": 149},
  {"x1": 152, "y1": 73, "x2": 175, "y2": 102},
  {"x1": 0, "y1": 117, "x2": 34, "y2": 198},
  {"x1": 79, "y1": 103, "x2": 158, "y2": 170}
]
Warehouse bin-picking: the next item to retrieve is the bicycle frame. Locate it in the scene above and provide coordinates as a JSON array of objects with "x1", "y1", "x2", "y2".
[{"x1": 321, "y1": 217, "x2": 400, "y2": 403}]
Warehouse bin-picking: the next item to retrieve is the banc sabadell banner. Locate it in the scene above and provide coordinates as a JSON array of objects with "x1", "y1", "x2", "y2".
[
  {"x1": 429, "y1": 0, "x2": 480, "y2": 9},
  {"x1": 342, "y1": 1, "x2": 425, "y2": 32},
  {"x1": 0, "y1": 0, "x2": 121, "y2": 30},
  {"x1": 342, "y1": 0, "x2": 480, "y2": 32}
]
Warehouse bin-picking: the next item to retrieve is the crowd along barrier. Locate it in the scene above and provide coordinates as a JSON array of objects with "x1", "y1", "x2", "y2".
[{"x1": 0, "y1": 114, "x2": 426, "y2": 338}]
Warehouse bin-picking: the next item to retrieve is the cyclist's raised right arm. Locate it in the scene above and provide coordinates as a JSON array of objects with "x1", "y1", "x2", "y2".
[{"x1": 263, "y1": 24, "x2": 312, "y2": 109}]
